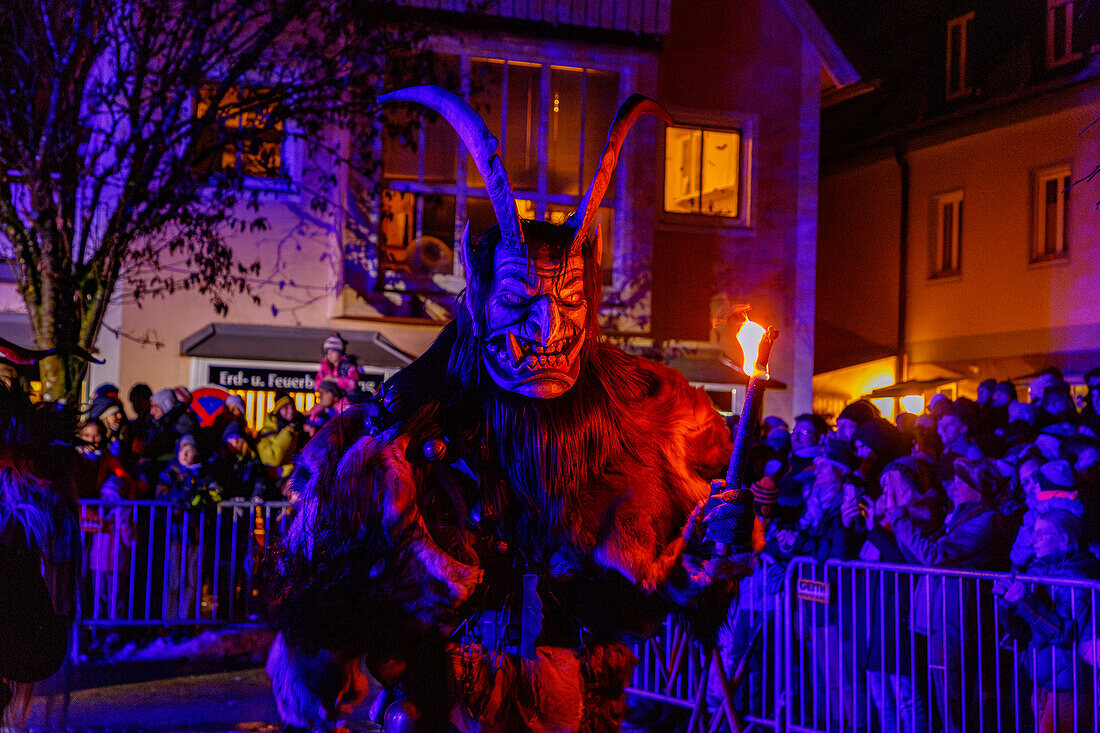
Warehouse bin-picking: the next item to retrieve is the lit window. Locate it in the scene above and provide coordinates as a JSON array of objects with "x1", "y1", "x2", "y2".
[
  {"x1": 379, "y1": 55, "x2": 622, "y2": 292},
  {"x1": 946, "y1": 12, "x2": 974, "y2": 99},
  {"x1": 193, "y1": 85, "x2": 286, "y2": 180},
  {"x1": 932, "y1": 190, "x2": 963, "y2": 278},
  {"x1": 1047, "y1": 0, "x2": 1081, "y2": 67},
  {"x1": 1033, "y1": 166, "x2": 1071, "y2": 262},
  {"x1": 664, "y1": 126, "x2": 742, "y2": 217}
]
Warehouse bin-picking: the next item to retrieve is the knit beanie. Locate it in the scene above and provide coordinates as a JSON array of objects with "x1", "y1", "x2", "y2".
[
  {"x1": 97, "y1": 398, "x2": 122, "y2": 422},
  {"x1": 89, "y1": 394, "x2": 121, "y2": 421},
  {"x1": 173, "y1": 386, "x2": 192, "y2": 406},
  {"x1": 93, "y1": 383, "x2": 119, "y2": 400},
  {"x1": 129, "y1": 382, "x2": 152, "y2": 402},
  {"x1": 1037, "y1": 459, "x2": 1078, "y2": 500},
  {"x1": 224, "y1": 394, "x2": 246, "y2": 413},
  {"x1": 272, "y1": 392, "x2": 293, "y2": 413},
  {"x1": 323, "y1": 332, "x2": 346, "y2": 354},
  {"x1": 176, "y1": 433, "x2": 197, "y2": 453},
  {"x1": 222, "y1": 422, "x2": 245, "y2": 443},
  {"x1": 151, "y1": 388, "x2": 177, "y2": 414},
  {"x1": 854, "y1": 417, "x2": 902, "y2": 460},
  {"x1": 837, "y1": 399, "x2": 879, "y2": 426}
]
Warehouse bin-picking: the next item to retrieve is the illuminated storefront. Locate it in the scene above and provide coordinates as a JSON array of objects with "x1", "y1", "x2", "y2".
[{"x1": 181, "y1": 324, "x2": 411, "y2": 431}]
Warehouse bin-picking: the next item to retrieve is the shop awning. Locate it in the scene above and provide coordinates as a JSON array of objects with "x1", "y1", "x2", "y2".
[
  {"x1": 864, "y1": 377, "x2": 957, "y2": 399},
  {"x1": 181, "y1": 323, "x2": 415, "y2": 369},
  {"x1": 665, "y1": 356, "x2": 788, "y2": 390},
  {"x1": 0, "y1": 311, "x2": 34, "y2": 348}
]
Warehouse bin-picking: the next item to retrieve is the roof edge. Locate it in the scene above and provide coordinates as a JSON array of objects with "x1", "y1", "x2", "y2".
[{"x1": 776, "y1": 0, "x2": 860, "y2": 87}]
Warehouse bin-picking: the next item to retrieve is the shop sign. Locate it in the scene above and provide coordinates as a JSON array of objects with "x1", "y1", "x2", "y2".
[
  {"x1": 208, "y1": 366, "x2": 316, "y2": 391},
  {"x1": 207, "y1": 365, "x2": 387, "y2": 395}
]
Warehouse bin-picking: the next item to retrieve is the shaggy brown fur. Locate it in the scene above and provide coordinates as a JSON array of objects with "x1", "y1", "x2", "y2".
[
  {"x1": 266, "y1": 224, "x2": 740, "y2": 730},
  {"x1": 0, "y1": 384, "x2": 81, "y2": 727}
]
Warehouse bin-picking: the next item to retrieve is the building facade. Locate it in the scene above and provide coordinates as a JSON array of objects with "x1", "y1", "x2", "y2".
[
  {"x1": 1, "y1": 0, "x2": 856, "y2": 423},
  {"x1": 814, "y1": 0, "x2": 1100, "y2": 416}
]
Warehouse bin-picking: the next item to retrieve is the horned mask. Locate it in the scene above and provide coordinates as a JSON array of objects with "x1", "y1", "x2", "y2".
[{"x1": 378, "y1": 85, "x2": 669, "y2": 398}]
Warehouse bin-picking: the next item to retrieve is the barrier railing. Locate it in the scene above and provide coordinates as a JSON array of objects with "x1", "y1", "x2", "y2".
[
  {"x1": 626, "y1": 556, "x2": 1100, "y2": 732},
  {"x1": 785, "y1": 557, "x2": 1100, "y2": 733},
  {"x1": 77, "y1": 499, "x2": 292, "y2": 630},
  {"x1": 626, "y1": 555, "x2": 785, "y2": 732},
  {"x1": 74, "y1": 502, "x2": 1100, "y2": 732}
]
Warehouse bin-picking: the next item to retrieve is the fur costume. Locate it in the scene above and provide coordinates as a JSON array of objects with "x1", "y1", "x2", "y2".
[
  {"x1": 0, "y1": 381, "x2": 81, "y2": 725},
  {"x1": 265, "y1": 88, "x2": 751, "y2": 731}
]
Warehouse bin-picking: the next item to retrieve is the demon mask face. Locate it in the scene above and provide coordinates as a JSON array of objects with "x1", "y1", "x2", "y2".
[
  {"x1": 379, "y1": 86, "x2": 670, "y2": 398},
  {"x1": 481, "y1": 239, "x2": 587, "y2": 398}
]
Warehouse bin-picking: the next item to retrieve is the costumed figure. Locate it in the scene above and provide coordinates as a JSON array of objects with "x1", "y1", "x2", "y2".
[
  {"x1": 0, "y1": 341, "x2": 84, "y2": 725},
  {"x1": 265, "y1": 87, "x2": 757, "y2": 732}
]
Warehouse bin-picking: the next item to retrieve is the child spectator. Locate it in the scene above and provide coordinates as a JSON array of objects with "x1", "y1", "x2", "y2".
[
  {"x1": 155, "y1": 435, "x2": 220, "y2": 620},
  {"x1": 305, "y1": 382, "x2": 343, "y2": 437},
  {"x1": 210, "y1": 423, "x2": 272, "y2": 501},
  {"x1": 316, "y1": 332, "x2": 360, "y2": 396}
]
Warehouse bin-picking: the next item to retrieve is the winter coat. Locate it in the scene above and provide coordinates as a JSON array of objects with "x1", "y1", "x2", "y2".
[
  {"x1": 88, "y1": 478, "x2": 134, "y2": 574},
  {"x1": 999, "y1": 551, "x2": 1100, "y2": 691},
  {"x1": 209, "y1": 446, "x2": 272, "y2": 501},
  {"x1": 145, "y1": 405, "x2": 200, "y2": 464},
  {"x1": 256, "y1": 411, "x2": 302, "y2": 473},
  {"x1": 764, "y1": 503, "x2": 861, "y2": 627},
  {"x1": 316, "y1": 355, "x2": 360, "y2": 395},
  {"x1": 891, "y1": 500, "x2": 996, "y2": 644},
  {"x1": 156, "y1": 460, "x2": 220, "y2": 544}
]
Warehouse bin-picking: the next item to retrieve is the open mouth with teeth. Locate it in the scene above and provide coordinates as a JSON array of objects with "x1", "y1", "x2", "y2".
[{"x1": 483, "y1": 328, "x2": 584, "y2": 394}]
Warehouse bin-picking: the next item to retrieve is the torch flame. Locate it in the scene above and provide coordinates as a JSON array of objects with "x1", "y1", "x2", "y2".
[{"x1": 737, "y1": 321, "x2": 767, "y2": 375}]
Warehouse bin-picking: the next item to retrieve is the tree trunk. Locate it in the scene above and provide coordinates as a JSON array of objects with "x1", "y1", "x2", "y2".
[{"x1": 37, "y1": 354, "x2": 86, "y2": 405}]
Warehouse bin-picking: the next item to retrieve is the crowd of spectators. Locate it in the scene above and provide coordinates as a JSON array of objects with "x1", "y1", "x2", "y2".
[
  {"x1": 722, "y1": 366, "x2": 1100, "y2": 732},
  {"x1": 72, "y1": 333, "x2": 361, "y2": 654}
]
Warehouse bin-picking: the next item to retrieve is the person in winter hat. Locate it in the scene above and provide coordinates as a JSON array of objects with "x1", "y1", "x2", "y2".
[
  {"x1": 834, "y1": 399, "x2": 880, "y2": 445},
  {"x1": 156, "y1": 434, "x2": 219, "y2": 619},
  {"x1": 1010, "y1": 458, "x2": 1085, "y2": 571},
  {"x1": 91, "y1": 395, "x2": 134, "y2": 466},
  {"x1": 995, "y1": 505, "x2": 1098, "y2": 731},
  {"x1": 257, "y1": 392, "x2": 304, "y2": 479},
  {"x1": 316, "y1": 332, "x2": 361, "y2": 396},
  {"x1": 141, "y1": 389, "x2": 199, "y2": 484},
  {"x1": 209, "y1": 422, "x2": 272, "y2": 501},
  {"x1": 853, "y1": 417, "x2": 904, "y2": 490},
  {"x1": 306, "y1": 381, "x2": 344, "y2": 437}
]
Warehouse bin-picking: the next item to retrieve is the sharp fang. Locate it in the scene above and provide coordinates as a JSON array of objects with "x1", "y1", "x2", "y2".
[{"x1": 506, "y1": 331, "x2": 524, "y2": 365}]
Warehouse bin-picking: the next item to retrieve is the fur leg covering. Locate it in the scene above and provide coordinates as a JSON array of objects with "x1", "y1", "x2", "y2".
[
  {"x1": 448, "y1": 643, "x2": 585, "y2": 732},
  {"x1": 579, "y1": 642, "x2": 637, "y2": 733},
  {"x1": 266, "y1": 632, "x2": 368, "y2": 730}
]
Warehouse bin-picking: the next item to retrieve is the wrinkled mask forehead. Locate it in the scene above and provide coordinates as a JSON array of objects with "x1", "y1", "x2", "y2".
[{"x1": 480, "y1": 243, "x2": 588, "y2": 399}]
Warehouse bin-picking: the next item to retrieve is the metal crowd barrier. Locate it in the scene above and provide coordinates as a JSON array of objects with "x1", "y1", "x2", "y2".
[
  {"x1": 74, "y1": 502, "x2": 1100, "y2": 732},
  {"x1": 626, "y1": 556, "x2": 1100, "y2": 733},
  {"x1": 77, "y1": 499, "x2": 293, "y2": 632},
  {"x1": 626, "y1": 555, "x2": 785, "y2": 731}
]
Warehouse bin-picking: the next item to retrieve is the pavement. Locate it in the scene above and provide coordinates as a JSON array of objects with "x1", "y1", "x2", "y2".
[{"x1": 17, "y1": 667, "x2": 380, "y2": 733}]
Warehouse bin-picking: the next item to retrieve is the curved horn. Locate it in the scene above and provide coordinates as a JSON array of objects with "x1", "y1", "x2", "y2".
[
  {"x1": 378, "y1": 85, "x2": 524, "y2": 248},
  {"x1": 569, "y1": 95, "x2": 672, "y2": 248},
  {"x1": 0, "y1": 337, "x2": 103, "y2": 366}
]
